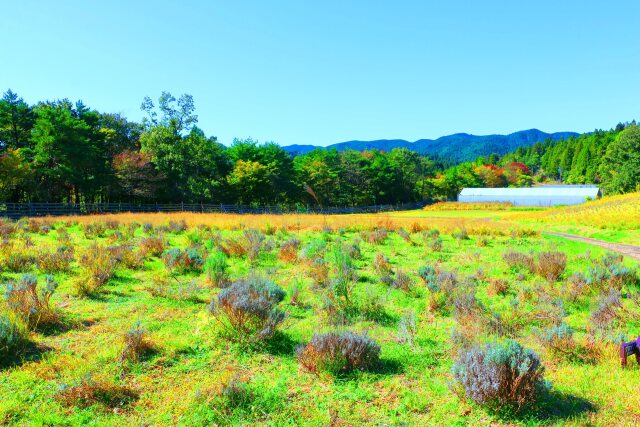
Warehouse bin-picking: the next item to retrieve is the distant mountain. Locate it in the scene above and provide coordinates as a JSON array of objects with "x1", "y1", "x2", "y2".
[{"x1": 282, "y1": 129, "x2": 580, "y2": 163}]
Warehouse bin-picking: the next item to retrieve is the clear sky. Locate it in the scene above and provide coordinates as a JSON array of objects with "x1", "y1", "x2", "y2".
[{"x1": 1, "y1": 1, "x2": 638, "y2": 146}]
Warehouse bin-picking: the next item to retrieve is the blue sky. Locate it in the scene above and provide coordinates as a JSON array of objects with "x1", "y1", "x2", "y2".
[{"x1": 1, "y1": 1, "x2": 638, "y2": 146}]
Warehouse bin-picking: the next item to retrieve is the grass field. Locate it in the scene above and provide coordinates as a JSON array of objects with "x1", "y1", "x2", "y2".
[{"x1": 0, "y1": 196, "x2": 639, "y2": 426}]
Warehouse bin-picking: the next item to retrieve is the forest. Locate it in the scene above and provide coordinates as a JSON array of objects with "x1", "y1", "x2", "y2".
[{"x1": 1, "y1": 89, "x2": 638, "y2": 206}]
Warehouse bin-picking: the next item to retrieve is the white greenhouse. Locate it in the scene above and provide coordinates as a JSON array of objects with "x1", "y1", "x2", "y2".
[{"x1": 457, "y1": 185, "x2": 601, "y2": 207}]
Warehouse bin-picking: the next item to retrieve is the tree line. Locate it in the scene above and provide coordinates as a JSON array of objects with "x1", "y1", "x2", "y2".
[{"x1": 1, "y1": 89, "x2": 638, "y2": 205}]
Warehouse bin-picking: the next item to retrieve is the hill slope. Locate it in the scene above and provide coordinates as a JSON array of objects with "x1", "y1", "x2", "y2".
[{"x1": 283, "y1": 129, "x2": 579, "y2": 162}]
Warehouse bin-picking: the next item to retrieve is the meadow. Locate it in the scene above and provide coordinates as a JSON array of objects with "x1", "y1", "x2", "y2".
[{"x1": 0, "y1": 195, "x2": 639, "y2": 426}]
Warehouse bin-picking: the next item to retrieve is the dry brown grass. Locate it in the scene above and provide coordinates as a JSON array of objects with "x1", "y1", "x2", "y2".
[
  {"x1": 511, "y1": 191, "x2": 640, "y2": 229},
  {"x1": 33, "y1": 212, "x2": 515, "y2": 235},
  {"x1": 424, "y1": 201, "x2": 514, "y2": 211}
]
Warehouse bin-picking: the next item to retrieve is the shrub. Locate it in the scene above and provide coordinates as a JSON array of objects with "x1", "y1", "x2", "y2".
[
  {"x1": 418, "y1": 265, "x2": 437, "y2": 284},
  {"x1": 278, "y1": 238, "x2": 300, "y2": 263},
  {"x1": 589, "y1": 289, "x2": 623, "y2": 340},
  {"x1": 36, "y1": 246, "x2": 74, "y2": 273},
  {"x1": 162, "y1": 248, "x2": 204, "y2": 273},
  {"x1": 565, "y1": 272, "x2": 588, "y2": 301},
  {"x1": 397, "y1": 311, "x2": 417, "y2": 345},
  {"x1": 1, "y1": 247, "x2": 35, "y2": 273},
  {"x1": 423, "y1": 228, "x2": 440, "y2": 239},
  {"x1": 307, "y1": 257, "x2": 329, "y2": 287},
  {"x1": 243, "y1": 229, "x2": 265, "y2": 262},
  {"x1": 341, "y1": 240, "x2": 362, "y2": 260},
  {"x1": 108, "y1": 245, "x2": 144, "y2": 270},
  {"x1": 409, "y1": 222, "x2": 423, "y2": 233},
  {"x1": 168, "y1": 219, "x2": 188, "y2": 233},
  {"x1": 83, "y1": 222, "x2": 107, "y2": 238},
  {"x1": 0, "y1": 313, "x2": 30, "y2": 365},
  {"x1": 204, "y1": 250, "x2": 229, "y2": 288},
  {"x1": 364, "y1": 228, "x2": 388, "y2": 244},
  {"x1": 329, "y1": 247, "x2": 358, "y2": 308},
  {"x1": 487, "y1": 278, "x2": 509, "y2": 296},
  {"x1": 208, "y1": 276, "x2": 286, "y2": 343},
  {"x1": 0, "y1": 219, "x2": 16, "y2": 238},
  {"x1": 452, "y1": 340, "x2": 548, "y2": 411},
  {"x1": 146, "y1": 276, "x2": 202, "y2": 302},
  {"x1": 56, "y1": 376, "x2": 138, "y2": 409},
  {"x1": 536, "y1": 251, "x2": 567, "y2": 281},
  {"x1": 220, "y1": 376, "x2": 253, "y2": 410},
  {"x1": 373, "y1": 252, "x2": 391, "y2": 274},
  {"x1": 424, "y1": 270, "x2": 458, "y2": 313},
  {"x1": 138, "y1": 237, "x2": 166, "y2": 258},
  {"x1": 397, "y1": 228, "x2": 412, "y2": 244},
  {"x1": 222, "y1": 237, "x2": 247, "y2": 257},
  {"x1": 502, "y1": 250, "x2": 535, "y2": 272},
  {"x1": 5, "y1": 274, "x2": 59, "y2": 330},
  {"x1": 300, "y1": 239, "x2": 326, "y2": 261},
  {"x1": 428, "y1": 237, "x2": 443, "y2": 252},
  {"x1": 296, "y1": 332, "x2": 380, "y2": 375},
  {"x1": 476, "y1": 236, "x2": 489, "y2": 247},
  {"x1": 142, "y1": 223, "x2": 154, "y2": 234},
  {"x1": 452, "y1": 228, "x2": 470, "y2": 241},
  {"x1": 392, "y1": 269, "x2": 413, "y2": 292},
  {"x1": 76, "y1": 245, "x2": 117, "y2": 295},
  {"x1": 537, "y1": 323, "x2": 583, "y2": 362},
  {"x1": 587, "y1": 255, "x2": 638, "y2": 290},
  {"x1": 118, "y1": 323, "x2": 153, "y2": 363}
]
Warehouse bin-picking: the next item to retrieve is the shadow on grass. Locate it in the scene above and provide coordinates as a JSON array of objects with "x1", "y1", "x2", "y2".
[
  {"x1": 262, "y1": 331, "x2": 300, "y2": 356},
  {"x1": 492, "y1": 390, "x2": 597, "y2": 424},
  {"x1": 0, "y1": 341, "x2": 51, "y2": 370},
  {"x1": 372, "y1": 358, "x2": 404, "y2": 376},
  {"x1": 536, "y1": 390, "x2": 597, "y2": 422},
  {"x1": 37, "y1": 316, "x2": 73, "y2": 336}
]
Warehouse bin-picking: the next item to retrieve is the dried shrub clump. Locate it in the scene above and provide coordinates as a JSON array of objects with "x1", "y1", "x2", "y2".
[
  {"x1": 502, "y1": 250, "x2": 535, "y2": 273},
  {"x1": 36, "y1": 246, "x2": 74, "y2": 273},
  {"x1": 208, "y1": 276, "x2": 286, "y2": 344},
  {"x1": 5, "y1": 274, "x2": 59, "y2": 330},
  {"x1": 108, "y1": 244, "x2": 144, "y2": 270},
  {"x1": 452, "y1": 340, "x2": 548, "y2": 412},
  {"x1": 138, "y1": 237, "x2": 166, "y2": 258},
  {"x1": 373, "y1": 252, "x2": 393, "y2": 285},
  {"x1": 168, "y1": 219, "x2": 188, "y2": 233},
  {"x1": 536, "y1": 251, "x2": 567, "y2": 282},
  {"x1": 589, "y1": 289, "x2": 624, "y2": 341},
  {"x1": 503, "y1": 250, "x2": 567, "y2": 282},
  {"x1": 243, "y1": 229, "x2": 265, "y2": 262},
  {"x1": 392, "y1": 269, "x2": 413, "y2": 292},
  {"x1": 83, "y1": 222, "x2": 107, "y2": 238},
  {"x1": 363, "y1": 228, "x2": 388, "y2": 245},
  {"x1": 420, "y1": 266, "x2": 458, "y2": 312},
  {"x1": 487, "y1": 278, "x2": 510, "y2": 296},
  {"x1": 278, "y1": 238, "x2": 301, "y2": 263},
  {"x1": 397, "y1": 228, "x2": 414, "y2": 245},
  {"x1": 162, "y1": 248, "x2": 204, "y2": 273},
  {"x1": 1, "y1": 245, "x2": 35, "y2": 273},
  {"x1": 118, "y1": 323, "x2": 154, "y2": 363},
  {"x1": 75, "y1": 244, "x2": 118, "y2": 295},
  {"x1": 428, "y1": 237, "x2": 443, "y2": 252},
  {"x1": 57, "y1": 376, "x2": 138, "y2": 410},
  {"x1": 537, "y1": 323, "x2": 600, "y2": 364},
  {"x1": 296, "y1": 331, "x2": 381, "y2": 375}
]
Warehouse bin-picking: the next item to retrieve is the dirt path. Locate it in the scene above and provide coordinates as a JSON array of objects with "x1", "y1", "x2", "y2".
[{"x1": 545, "y1": 232, "x2": 640, "y2": 262}]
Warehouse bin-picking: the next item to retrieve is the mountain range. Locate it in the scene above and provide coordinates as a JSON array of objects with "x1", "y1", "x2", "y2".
[{"x1": 282, "y1": 129, "x2": 579, "y2": 163}]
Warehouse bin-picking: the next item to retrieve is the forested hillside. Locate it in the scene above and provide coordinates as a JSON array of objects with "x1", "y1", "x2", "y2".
[
  {"x1": 283, "y1": 129, "x2": 578, "y2": 162},
  {"x1": 1, "y1": 89, "x2": 638, "y2": 206}
]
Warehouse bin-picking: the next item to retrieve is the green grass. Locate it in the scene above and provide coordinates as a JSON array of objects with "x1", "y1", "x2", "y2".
[{"x1": 0, "y1": 219, "x2": 639, "y2": 426}]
